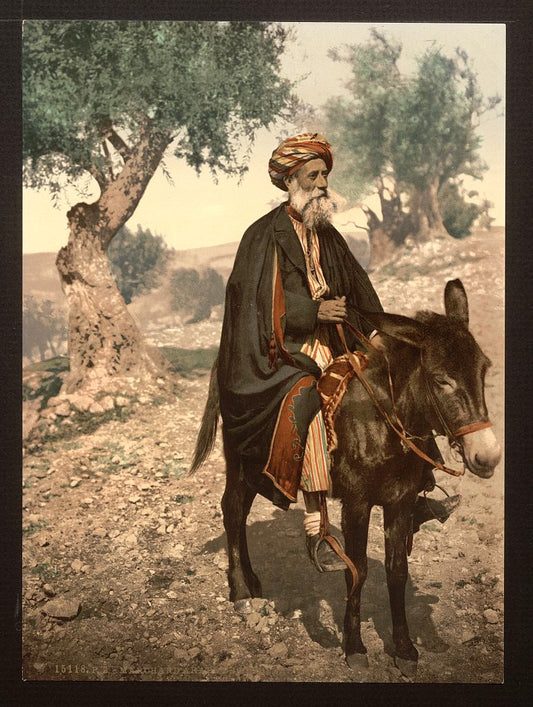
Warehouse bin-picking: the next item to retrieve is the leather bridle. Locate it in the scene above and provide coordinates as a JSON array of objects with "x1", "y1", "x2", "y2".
[
  {"x1": 420, "y1": 348, "x2": 492, "y2": 448},
  {"x1": 335, "y1": 321, "x2": 493, "y2": 478}
]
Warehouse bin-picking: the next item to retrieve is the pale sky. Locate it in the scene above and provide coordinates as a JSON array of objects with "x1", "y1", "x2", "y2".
[{"x1": 23, "y1": 22, "x2": 505, "y2": 254}]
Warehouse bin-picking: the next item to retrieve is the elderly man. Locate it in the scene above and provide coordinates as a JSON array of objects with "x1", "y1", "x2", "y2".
[{"x1": 217, "y1": 133, "x2": 457, "y2": 572}]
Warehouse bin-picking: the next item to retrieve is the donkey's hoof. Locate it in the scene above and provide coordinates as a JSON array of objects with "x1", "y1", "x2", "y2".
[
  {"x1": 233, "y1": 599, "x2": 252, "y2": 615},
  {"x1": 345, "y1": 652, "x2": 369, "y2": 671},
  {"x1": 394, "y1": 655, "x2": 418, "y2": 678}
]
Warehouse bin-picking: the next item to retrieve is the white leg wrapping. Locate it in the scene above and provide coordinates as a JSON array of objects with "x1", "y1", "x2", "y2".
[{"x1": 303, "y1": 510, "x2": 321, "y2": 537}]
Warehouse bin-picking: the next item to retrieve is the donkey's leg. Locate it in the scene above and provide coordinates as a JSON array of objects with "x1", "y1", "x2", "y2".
[
  {"x1": 342, "y1": 500, "x2": 372, "y2": 670},
  {"x1": 221, "y1": 443, "x2": 257, "y2": 607},
  {"x1": 238, "y1": 485, "x2": 262, "y2": 598},
  {"x1": 383, "y1": 502, "x2": 419, "y2": 677}
]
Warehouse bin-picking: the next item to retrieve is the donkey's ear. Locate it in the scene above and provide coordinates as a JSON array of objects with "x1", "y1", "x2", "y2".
[
  {"x1": 444, "y1": 279, "x2": 469, "y2": 327},
  {"x1": 358, "y1": 310, "x2": 428, "y2": 348}
]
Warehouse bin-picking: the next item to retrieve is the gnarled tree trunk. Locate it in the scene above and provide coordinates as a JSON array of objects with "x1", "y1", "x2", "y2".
[
  {"x1": 409, "y1": 178, "x2": 450, "y2": 243},
  {"x1": 365, "y1": 180, "x2": 414, "y2": 269},
  {"x1": 56, "y1": 126, "x2": 174, "y2": 396}
]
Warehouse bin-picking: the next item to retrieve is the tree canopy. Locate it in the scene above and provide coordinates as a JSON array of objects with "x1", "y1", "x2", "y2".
[
  {"x1": 108, "y1": 225, "x2": 170, "y2": 304},
  {"x1": 22, "y1": 20, "x2": 297, "y2": 396},
  {"x1": 23, "y1": 20, "x2": 295, "y2": 194},
  {"x1": 325, "y1": 29, "x2": 501, "y2": 253}
]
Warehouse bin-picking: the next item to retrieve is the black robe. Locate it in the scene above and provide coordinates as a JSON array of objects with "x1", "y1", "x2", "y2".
[{"x1": 218, "y1": 203, "x2": 383, "y2": 508}]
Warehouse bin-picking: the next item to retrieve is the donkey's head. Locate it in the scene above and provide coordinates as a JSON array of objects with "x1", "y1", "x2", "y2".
[{"x1": 359, "y1": 280, "x2": 501, "y2": 477}]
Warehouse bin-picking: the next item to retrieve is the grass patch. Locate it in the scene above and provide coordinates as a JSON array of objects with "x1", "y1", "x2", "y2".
[
  {"x1": 30, "y1": 563, "x2": 61, "y2": 582},
  {"x1": 25, "y1": 356, "x2": 69, "y2": 374},
  {"x1": 77, "y1": 606, "x2": 105, "y2": 620},
  {"x1": 159, "y1": 346, "x2": 218, "y2": 377},
  {"x1": 159, "y1": 462, "x2": 189, "y2": 479},
  {"x1": 175, "y1": 493, "x2": 194, "y2": 505},
  {"x1": 23, "y1": 520, "x2": 49, "y2": 535},
  {"x1": 34, "y1": 405, "x2": 135, "y2": 448},
  {"x1": 148, "y1": 572, "x2": 175, "y2": 590}
]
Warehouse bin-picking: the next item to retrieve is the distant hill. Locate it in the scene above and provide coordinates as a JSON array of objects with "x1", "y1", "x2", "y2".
[
  {"x1": 23, "y1": 230, "x2": 371, "y2": 307},
  {"x1": 169, "y1": 241, "x2": 241, "y2": 282},
  {"x1": 23, "y1": 252, "x2": 66, "y2": 312}
]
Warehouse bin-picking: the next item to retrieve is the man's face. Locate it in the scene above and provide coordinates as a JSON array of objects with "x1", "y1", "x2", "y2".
[
  {"x1": 291, "y1": 158, "x2": 329, "y2": 193},
  {"x1": 285, "y1": 157, "x2": 335, "y2": 228}
]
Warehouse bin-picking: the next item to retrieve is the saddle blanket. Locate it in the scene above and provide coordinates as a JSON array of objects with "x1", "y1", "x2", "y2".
[{"x1": 317, "y1": 351, "x2": 368, "y2": 454}]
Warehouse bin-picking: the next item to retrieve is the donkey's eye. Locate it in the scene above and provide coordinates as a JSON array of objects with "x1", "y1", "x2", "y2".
[{"x1": 433, "y1": 375, "x2": 456, "y2": 390}]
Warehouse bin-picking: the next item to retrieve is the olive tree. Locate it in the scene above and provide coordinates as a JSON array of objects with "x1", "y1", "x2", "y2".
[
  {"x1": 23, "y1": 20, "x2": 295, "y2": 395},
  {"x1": 326, "y1": 29, "x2": 501, "y2": 266}
]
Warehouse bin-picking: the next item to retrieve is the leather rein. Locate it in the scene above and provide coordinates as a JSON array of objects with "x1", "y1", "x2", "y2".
[{"x1": 335, "y1": 321, "x2": 492, "y2": 478}]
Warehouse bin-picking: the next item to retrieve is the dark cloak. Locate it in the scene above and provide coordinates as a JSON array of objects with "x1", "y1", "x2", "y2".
[{"x1": 218, "y1": 203, "x2": 383, "y2": 508}]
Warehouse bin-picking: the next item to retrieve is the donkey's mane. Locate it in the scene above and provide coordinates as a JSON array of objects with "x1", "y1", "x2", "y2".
[{"x1": 414, "y1": 309, "x2": 443, "y2": 326}]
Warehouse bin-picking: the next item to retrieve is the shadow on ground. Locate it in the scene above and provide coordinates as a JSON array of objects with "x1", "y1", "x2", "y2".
[{"x1": 203, "y1": 506, "x2": 449, "y2": 657}]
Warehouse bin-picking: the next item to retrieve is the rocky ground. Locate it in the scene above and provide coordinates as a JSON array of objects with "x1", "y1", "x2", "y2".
[{"x1": 22, "y1": 230, "x2": 504, "y2": 683}]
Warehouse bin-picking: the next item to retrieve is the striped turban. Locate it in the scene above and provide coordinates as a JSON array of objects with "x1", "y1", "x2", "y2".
[{"x1": 268, "y1": 133, "x2": 333, "y2": 191}]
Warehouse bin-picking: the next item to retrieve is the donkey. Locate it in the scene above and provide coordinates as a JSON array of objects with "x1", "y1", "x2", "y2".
[{"x1": 190, "y1": 279, "x2": 501, "y2": 677}]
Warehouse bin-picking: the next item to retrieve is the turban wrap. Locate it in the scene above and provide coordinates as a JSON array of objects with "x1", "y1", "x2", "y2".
[{"x1": 268, "y1": 133, "x2": 333, "y2": 191}]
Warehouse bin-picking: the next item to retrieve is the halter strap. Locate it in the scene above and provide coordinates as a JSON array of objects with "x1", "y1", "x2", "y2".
[
  {"x1": 335, "y1": 321, "x2": 465, "y2": 477},
  {"x1": 454, "y1": 420, "x2": 493, "y2": 437}
]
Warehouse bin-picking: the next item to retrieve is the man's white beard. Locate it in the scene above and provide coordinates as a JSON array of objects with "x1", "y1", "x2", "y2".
[{"x1": 288, "y1": 183, "x2": 337, "y2": 230}]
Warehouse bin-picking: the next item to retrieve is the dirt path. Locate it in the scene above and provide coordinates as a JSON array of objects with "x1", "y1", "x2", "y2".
[{"x1": 22, "y1": 231, "x2": 504, "y2": 683}]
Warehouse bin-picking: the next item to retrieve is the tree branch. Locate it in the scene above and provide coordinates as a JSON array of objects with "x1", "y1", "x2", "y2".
[
  {"x1": 97, "y1": 125, "x2": 173, "y2": 249},
  {"x1": 106, "y1": 128, "x2": 131, "y2": 161}
]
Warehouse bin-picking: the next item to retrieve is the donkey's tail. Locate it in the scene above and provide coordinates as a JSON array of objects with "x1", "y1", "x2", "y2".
[{"x1": 188, "y1": 355, "x2": 220, "y2": 474}]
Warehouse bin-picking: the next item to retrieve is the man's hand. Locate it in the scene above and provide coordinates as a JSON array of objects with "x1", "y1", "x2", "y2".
[
  {"x1": 370, "y1": 333, "x2": 387, "y2": 351},
  {"x1": 317, "y1": 296, "x2": 347, "y2": 323}
]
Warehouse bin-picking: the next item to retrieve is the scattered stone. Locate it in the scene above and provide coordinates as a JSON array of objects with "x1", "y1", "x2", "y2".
[
  {"x1": 99, "y1": 396, "x2": 115, "y2": 411},
  {"x1": 268, "y1": 642, "x2": 289, "y2": 660},
  {"x1": 188, "y1": 647, "x2": 201, "y2": 659},
  {"x1": 246, "y1": 612, "x2": 261, "y2": 628},
  {"x1": 70, "y1": 478, "x2": 82, "y2": 488},
  {"x1": 115, "y1": 396, "x2": 129, "y2": 407},
  {"x1": 461, "y1": 629, "x2": 477, "y2": 643},
  {"x1": 43, "y1": 584, "x2": 56, "y2": 597},
  {"x1": 93, "y1": 527, "x2": 108, "y2": 538},
  {"x1": 129, "y1": 495, "x2": 141, "y2": 504},
  {"x1": 71, "y1": 559, "x2": 83, "y2": 572},
  {"x1": 250, "y1": 598, "x2": 268, "y2": 612},
  {"x1": 54, "y1": 402, "x2": 71, "y2": 417},
  {"x1": 69, "y1": 395, "x2": 95, "y2": 412},
  {"x1": 40, "y1": 408, "x2": 57, "y2": 420},
  {"x1": 42, "y1": 597, "x2": 81, "y2": 620},
  {"x1": 484, "y1": 609, "x2": 499, "y2": 624},
  {"x1": 173, "y1": 648, "x2": 189, "y2": 661},
  {"x1": 166, "y1": 591, "x2": 179, "y2": 600},
  {"x1": 89, "y1": 402, "x2": 105, "y2": 414}
]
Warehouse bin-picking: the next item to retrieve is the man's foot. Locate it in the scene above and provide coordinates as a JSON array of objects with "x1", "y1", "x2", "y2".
[
  {"x1": 412, "y1": 494, "x2": 462, "y2": 534},
  {"x1": 306, "y1": 533, "x2": 347, "y2": 572}
]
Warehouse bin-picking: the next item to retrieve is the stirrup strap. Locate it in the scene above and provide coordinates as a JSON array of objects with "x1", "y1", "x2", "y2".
[{"x1": 319, "y1": 492, "x2": 359, "y2": 599}]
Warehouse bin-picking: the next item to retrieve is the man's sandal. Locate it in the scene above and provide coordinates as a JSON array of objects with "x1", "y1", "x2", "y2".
[{"x1": 306, "y1": 533, "x2": 347, "y2": 572}]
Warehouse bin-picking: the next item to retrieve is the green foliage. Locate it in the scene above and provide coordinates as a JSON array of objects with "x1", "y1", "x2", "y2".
[
  {"x1": 438, "y1": 181, "x2": 481, "y2": 238},
  {"x1": 108, "y1": 224, "x2": 170, "y2": 303},
  {"x1": 169, "y1": 267, "x2": 225, "y2": 323},
  {"x1": 159, "y1": 346, "x2": 218, "y2": 376},
  {"x1": 23, "y1": 20, "x2": 295, "y2": 192},
  {"x1": 23, "y1": 296, "x2": 67, "y2": 362},
  {"x1": 477, "y1": 199, "x2": 495, "y2": 231},
  {"x1": 326, "y1": 29, "x2": 501, "y2": 204}
]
